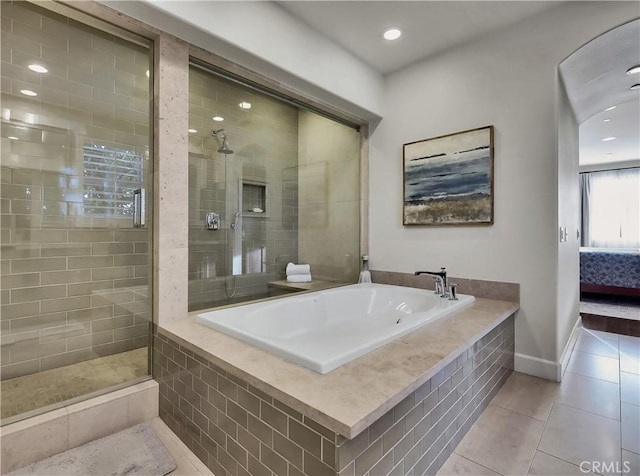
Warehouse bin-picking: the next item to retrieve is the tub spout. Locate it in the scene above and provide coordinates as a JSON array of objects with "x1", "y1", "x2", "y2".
[
  {"x1": 415, "y1": 268, "x2": 448, "y2": 298},
  {"x1": 358, "y1": 255, "x2": 372, "y2": 283}
]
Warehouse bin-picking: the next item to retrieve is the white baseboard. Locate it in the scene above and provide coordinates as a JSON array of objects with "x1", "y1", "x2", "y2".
[
  {"x1": 514, "y1": 353, "x2": 560, "y2": 382},
  {"x1": 558, "y1": 316, "x2": 582, "y2": 381},
  {"x1": 515, "y1": 316, "x2": 582, "y2": 382}
]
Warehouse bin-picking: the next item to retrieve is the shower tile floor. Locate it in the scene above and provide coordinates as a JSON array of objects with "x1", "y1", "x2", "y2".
[
  {"x1": 438, "y1": 328, "x2": 640, "y2": 476},
  {"x1": 1, "y1": 348, "x2": 147, "y2": 420}
]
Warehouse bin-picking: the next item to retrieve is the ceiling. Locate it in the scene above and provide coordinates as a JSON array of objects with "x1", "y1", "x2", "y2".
[
  {"x1": 276, "y1": 1, "x2": 560, "y2": 75},
  {"x1": 560, "y1": 19, "x2": 640, "y2": 167},
  {"x1": 278, "y1": 1, "x2": 639, "y2": 167}
]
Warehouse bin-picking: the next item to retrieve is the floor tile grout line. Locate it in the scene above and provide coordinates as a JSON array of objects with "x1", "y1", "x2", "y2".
[
  {"x1": 552, "y1": 400, "x2": 622, "y2": 424},
  {"x1": 490, "y1": 401, "x2": 552, "y2": 424},
  {"x1": 534, "y1": 449, "x2": 588, "y2": 473},
  {"x1": 552, "y1": 370, "x2": 622, "y2": 422},
  {"x1": 619, "y1": 362, "x2": 625, "y2": 465},
  {"x1": 573, "y1": 348, "x2": 620, "y2": 359},
  {"x1": 557, "y1": 370, "x2": 622, "y2": 392},
  {"x1": 536, "y1": 402, "x2": 611, "y2": 476},
  {"x1": 570, "y1": 349, "x2": 620, "y2": 362},
  {"x1": 451, "y1": 451, "x2": 505, "y2": 476},
  {"x1": 524, "y1": 409, "x2": 548, "y2": 476},
  {"x1": 550, "y1": 399, "x2": 622, "y2": 423},
  {"x1": 575, "y1": 339, "x2": 620, "y2": 354},
  {"x1": 564, "y1": 370, "x2": 619, "y2": 386}
]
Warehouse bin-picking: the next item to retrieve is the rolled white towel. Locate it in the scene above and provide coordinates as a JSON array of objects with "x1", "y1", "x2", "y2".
[
  {"x1": 286, "y1": 262, "x2": 311, "y2": 276},
  {"x1": 287, "y1": 274, "x2": 312, "y2": 283}
]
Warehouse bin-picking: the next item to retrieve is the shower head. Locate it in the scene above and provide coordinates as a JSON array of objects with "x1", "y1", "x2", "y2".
[
  {"x1": 212, "y1": 129, "x2": 234, "y2": 155},
  {"x1": 218, "y1": 144, "x2": 234, "y2": 155}
]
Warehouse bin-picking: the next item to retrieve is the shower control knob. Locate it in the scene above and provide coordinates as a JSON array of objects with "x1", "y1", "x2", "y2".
[{"x1": 205, "y1": 212, "x2": 220, "y2": 230}]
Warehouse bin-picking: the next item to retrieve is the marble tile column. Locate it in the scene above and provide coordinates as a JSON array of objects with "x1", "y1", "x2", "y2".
[{"x1": 153, "y1": 34, "x2": 190, "y2": 324}]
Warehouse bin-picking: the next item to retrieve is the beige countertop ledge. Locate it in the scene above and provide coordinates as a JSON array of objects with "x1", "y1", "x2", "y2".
[{"x1": 161, "y1": 298, "x2": 519, "y2": 439}]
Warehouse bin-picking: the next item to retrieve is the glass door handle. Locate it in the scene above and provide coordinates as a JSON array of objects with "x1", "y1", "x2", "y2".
[{"x1": 133, "y1": 188, "x2": 146, "y2": 228}]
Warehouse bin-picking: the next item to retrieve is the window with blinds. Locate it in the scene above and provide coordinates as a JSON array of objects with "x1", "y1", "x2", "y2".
[{"x1": 83, "y1": 144, "x2": 143, "y2": 217}]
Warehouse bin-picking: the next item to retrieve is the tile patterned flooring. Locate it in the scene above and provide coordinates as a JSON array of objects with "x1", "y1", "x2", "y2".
[
  {"x1": 1, "y1": 348, "x2": 148, "y2": 420},
  {"x1": 438, "y1": 328, "x2": 640, "y2": 476}
]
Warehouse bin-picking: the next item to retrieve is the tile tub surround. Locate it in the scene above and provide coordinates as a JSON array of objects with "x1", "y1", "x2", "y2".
[
  {"x1": 154, "y1": 298, "x2": 516, "y2": 475},
  {"x1": 371, "y1": 271, "x2": 519, "y2": 303}
]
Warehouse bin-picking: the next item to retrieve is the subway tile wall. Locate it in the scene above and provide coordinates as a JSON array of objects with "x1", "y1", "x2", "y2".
[
  {"x1": 154, "y1": 315, "x2": 514, "y2": 476},
  {"x1": 298, "y1": 111, "x2": 360, "y2": 283},
  {"x1": 187, "y1": 66, "x2": 299, "y2": 310},
  {"x1": 1, "y1": 1, "x2": 151, "y2": 380}
]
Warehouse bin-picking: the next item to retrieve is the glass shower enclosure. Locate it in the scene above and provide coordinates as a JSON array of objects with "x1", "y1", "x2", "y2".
[
  {"x1": 1, "y1": 1, "x2": 153, "y2": 422},
  {"x1": 188, "y1": 63, "x2": 361, "y2": 311}
]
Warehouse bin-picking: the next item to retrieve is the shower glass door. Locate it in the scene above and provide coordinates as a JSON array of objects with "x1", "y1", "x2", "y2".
[
  {"x1": 1, "y1": 1, "x2": 153, "y2": 423},
  {"x1": 187, "y1": 63, "x2": 361, "y2": 311}
]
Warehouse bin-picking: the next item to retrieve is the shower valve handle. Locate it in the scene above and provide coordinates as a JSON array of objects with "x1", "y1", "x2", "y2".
[{"x1": 205, "y1": 212, "x2": 220, "y2": 230}]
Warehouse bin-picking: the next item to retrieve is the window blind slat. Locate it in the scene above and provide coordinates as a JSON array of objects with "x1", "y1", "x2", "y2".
[{"x1": 82, "y1": 144, "x2": 143, "y2": 217}]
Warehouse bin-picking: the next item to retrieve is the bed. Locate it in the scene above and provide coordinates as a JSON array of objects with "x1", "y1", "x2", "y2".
[{"x1": 580, "y1": 248, "x2": 640, "y2": 297}]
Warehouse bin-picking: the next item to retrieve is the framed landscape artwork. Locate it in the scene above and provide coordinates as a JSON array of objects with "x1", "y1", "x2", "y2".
[{"x1": 403, "y1": 126, "x2": 494, "y2": 226}]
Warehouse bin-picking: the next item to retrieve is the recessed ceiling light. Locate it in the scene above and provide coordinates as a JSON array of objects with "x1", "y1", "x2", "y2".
[
  {"x1": 212, "y1": 116, "x2": 224, "y2": 122},
  {"x1": 188, "y1": 128, "x2": 197, "y2": 133},
  {"x1": 601, "y1": 137, "x2": 616, "y2": 142},
  {"x1": 145, "y1": 70, "x2": 150, "y2": 78},
  {"x1": 603, "y1": 118, "x2": 611, "y2": 122},
  {"x1": 7, "y1": 136, "x2": 19, "y2": 140},
  {"x1": 630, "y1": 83, "x2": 640, "y2": 90},
  {"x1": 383, "y1": 28, "x2": 402, "y2": 40},
  {"x1": 626, "y1": 65, "x2": 640, "y2": 75},
  {"x1": 238, "y1": 102, "x2": 251, "y2": 110},
  {"x1": 604, "y1": 106, "x2": 616, "y2": 112},
  {"x1": 28, "y1": 64, "x2": 48, "y2": 74},
  {"x1": 20, "y1": 89, "x2": 37, "y2": 97}
]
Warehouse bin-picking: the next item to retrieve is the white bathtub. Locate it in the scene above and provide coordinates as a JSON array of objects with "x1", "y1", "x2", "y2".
[{"x1": 196, "y1": 283, "x2": 475, "y2": 374}]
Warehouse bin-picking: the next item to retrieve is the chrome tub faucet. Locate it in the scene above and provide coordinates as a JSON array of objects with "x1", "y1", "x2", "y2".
[{"x1": 415, "y1": 267, "x2": 458, "y2": 300}]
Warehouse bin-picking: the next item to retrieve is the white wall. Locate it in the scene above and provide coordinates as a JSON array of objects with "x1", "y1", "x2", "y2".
[
  {"x1": 100, "y1": 0, "x2": 384, "y2": 121},
  {"x1": 556, "y1": 75, "x2": 581, "y2": 371},
  {"x1": 370, "y1": 1, "x2": 639, "y2": 379}
]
